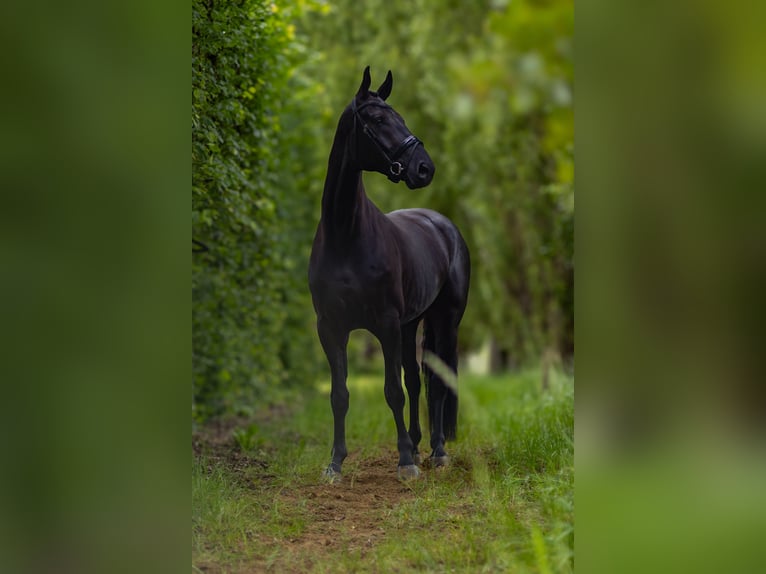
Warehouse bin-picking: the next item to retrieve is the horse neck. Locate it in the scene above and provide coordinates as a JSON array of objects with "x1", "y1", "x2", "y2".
[{"x1": 320, "y1": 122, "x2": 371, "y2": 242}]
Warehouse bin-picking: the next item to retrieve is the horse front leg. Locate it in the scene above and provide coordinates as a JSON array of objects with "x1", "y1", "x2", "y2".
[
  {"x1": 401, "y1": 321, "x2": 422, "y2": 465},
  {"x1": 378, "y1": 318, "x2": 419, "y2": 480},
  {"x1": 317, "y1": 319, "x2": 350, "y2": 482}
]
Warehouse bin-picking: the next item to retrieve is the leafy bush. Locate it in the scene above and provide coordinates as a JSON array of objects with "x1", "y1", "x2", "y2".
[{"x1": 192, "y1": 0, "x2": 322, "y2": 420}]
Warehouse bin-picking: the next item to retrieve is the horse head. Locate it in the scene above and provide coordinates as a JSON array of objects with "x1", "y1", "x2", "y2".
[{"x1": 348, "y1": 66, "x2": 435, "y2": 189}]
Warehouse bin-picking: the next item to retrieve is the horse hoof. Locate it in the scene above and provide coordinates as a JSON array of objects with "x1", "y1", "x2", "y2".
[
  {"x1": 431, "y1": 455, "x2": 450, "y2": 468},
  {"x1": 322, "y1": 466, "x2": 342, "y2": 484},
  {"x1": 413, "y1": 453, "x2": 422, "y2": 465},
  {"x1": 397, "y1": 464, "x2": 420, "y2": 481}
]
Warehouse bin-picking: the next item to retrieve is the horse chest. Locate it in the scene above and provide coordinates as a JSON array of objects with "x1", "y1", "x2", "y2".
[{"x1": 310, "y1": 257, "x2": 397, "y2": 320}]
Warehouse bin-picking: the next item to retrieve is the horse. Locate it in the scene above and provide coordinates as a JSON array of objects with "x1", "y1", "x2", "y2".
[{"x1": 308, "y1": 67, "x2": 470, "y2": 481}]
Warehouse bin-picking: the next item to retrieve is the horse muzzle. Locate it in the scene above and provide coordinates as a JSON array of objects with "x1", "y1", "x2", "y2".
[{"x1": 401, "y1": 146, "x2": 435, "y2": 189}]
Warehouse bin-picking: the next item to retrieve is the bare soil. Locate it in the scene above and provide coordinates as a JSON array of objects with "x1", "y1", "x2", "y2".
[
  {"x1": 270, "y1": 454, "x2": 416, "y2": 571},
  {"x1": 194, "y1": 419, "x2": 417, "y2": 573}
]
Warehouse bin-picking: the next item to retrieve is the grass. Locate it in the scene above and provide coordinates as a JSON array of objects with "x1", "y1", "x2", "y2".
[{"x1": 192, "y1": 368, "x2": 573, "y2": 573}]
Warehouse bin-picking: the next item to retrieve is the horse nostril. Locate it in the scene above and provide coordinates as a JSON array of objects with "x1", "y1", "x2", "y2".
[{"x1": 418, "y1": 162, "x2": 430, "y2": 178}]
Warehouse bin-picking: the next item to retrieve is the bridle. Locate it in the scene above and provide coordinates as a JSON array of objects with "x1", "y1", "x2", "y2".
[{"x1": 350, "y1": 98, "x2": 423, "y2": 183}]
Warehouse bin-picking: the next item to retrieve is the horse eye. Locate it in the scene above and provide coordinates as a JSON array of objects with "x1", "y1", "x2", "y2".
[{"x1": 374, "y1": 116, "x2": 384, "y2": 125}]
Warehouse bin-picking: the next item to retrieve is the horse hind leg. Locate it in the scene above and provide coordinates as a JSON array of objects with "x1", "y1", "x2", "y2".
[
  {"x1": 401, "y1": 320, "x2": 423, "y2": 465},
  {"x1": 376, "y1": 318, "x2": 419, "y2": 480},
  {"x1": 423, "y1": 309, "x2": 460, "y2": 467}
]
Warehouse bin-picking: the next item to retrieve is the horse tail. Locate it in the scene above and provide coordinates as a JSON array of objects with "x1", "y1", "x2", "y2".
[{"x1": 443, "y1": 379, "x2": 458, "y2": 441}]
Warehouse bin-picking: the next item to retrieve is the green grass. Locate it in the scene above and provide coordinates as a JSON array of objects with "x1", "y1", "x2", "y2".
[{"x1": 193, "y1": 369, "x2": 574, "y2": 573}]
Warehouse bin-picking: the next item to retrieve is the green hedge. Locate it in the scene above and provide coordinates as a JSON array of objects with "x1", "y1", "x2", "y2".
[{"x1": 192, "y1": 0, "x2": 321, "y2": 420}]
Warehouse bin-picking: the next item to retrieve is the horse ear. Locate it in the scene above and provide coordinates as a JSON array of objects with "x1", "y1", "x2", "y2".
[
  {"x1": 377, "y1": 70, "x2": 393, "y2": 100},
  {"x1": 357, "y1": 66, "x2": 371, "y2": 97}
]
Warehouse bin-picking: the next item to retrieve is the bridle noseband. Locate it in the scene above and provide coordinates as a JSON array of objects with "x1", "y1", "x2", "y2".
[{"x1": 350, "y1": 98, "x2": 423, "y2": 183}]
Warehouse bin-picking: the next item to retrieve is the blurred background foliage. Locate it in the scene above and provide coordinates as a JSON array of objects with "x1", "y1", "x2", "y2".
[{"x1": 192, "y1": 0, "x2": 573, "y2": 420}]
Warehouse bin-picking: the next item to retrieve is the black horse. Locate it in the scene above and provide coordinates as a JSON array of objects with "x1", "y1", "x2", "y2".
[{"x1": 309, "y1": 67, "x2": 470, "y2": 481}]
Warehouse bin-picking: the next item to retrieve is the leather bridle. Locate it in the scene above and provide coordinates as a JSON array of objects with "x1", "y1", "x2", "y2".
[{"x1": 350, "y1": 98, "x2": 423, "y2": 183}]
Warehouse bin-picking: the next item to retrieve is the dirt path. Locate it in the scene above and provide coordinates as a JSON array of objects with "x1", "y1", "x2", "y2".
[
  {"x1": 272, "y1": 455, "x2": 415, "y2": 570},
  {"x1": 194, "y1": 421, "x2": 417, "y2": 573}
]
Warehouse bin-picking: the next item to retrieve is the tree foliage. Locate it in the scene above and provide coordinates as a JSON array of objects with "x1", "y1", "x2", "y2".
[{"x1": 297, "y1": 0, "x2": 574, "y2": 367}]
